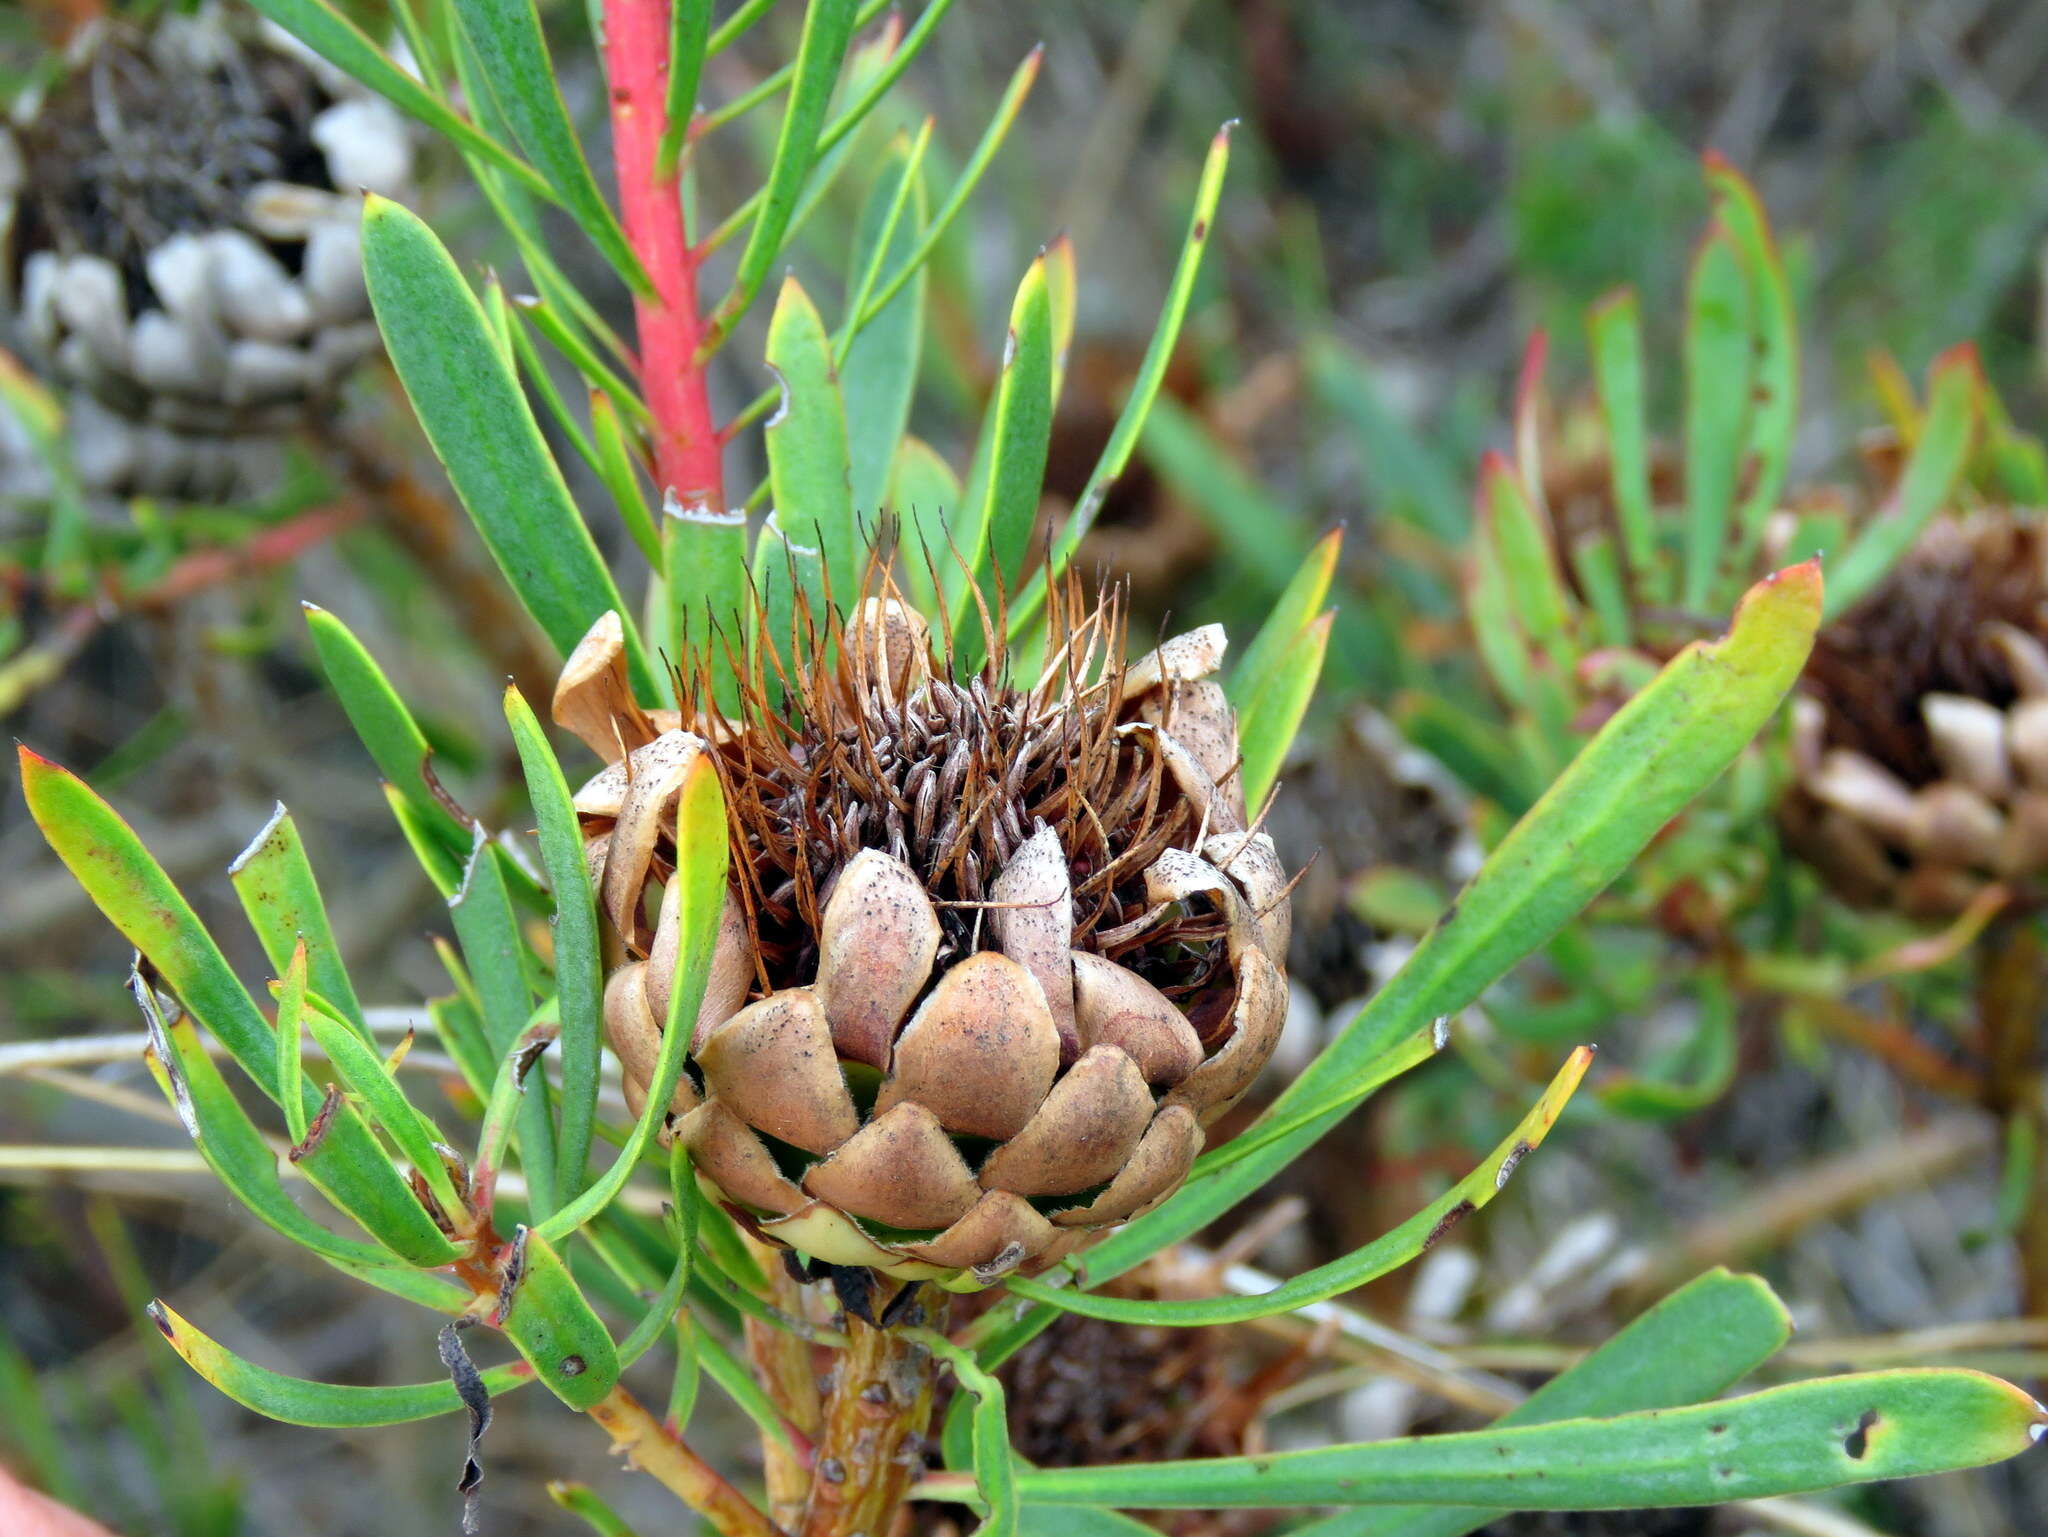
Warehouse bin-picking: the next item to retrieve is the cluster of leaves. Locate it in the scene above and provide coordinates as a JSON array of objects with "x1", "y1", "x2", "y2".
[{"x1": 7, "y1": 0, "x2": 2047, "y2": 1532}]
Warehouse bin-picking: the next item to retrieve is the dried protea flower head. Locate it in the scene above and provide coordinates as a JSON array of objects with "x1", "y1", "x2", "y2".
[
  {"x1": 0, "y1": 2, "x2": 409, "y2": 499},
  {"x1": 1785, "y1": 511, "x2": 2048, "y2": 917},
  {"x1": 554, "y1": 570, "x2": 1292, "y2": 1285}
]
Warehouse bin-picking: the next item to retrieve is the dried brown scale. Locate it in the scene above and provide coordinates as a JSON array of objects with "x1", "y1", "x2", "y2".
[{"x1": 559, "y1": 570, "x2": 1291, "y2": 1281}]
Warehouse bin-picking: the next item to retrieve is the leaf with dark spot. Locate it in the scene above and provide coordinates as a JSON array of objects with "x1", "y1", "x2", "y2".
[
  {"x1": 287, "y1": 1084, "x2": 345, "y2": 1163},
  {"x1": 1844, "y1": 1407, "x2": 1880, "y2": 1460}
]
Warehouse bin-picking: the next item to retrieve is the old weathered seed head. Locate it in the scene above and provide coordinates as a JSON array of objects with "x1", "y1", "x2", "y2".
[
  {"x1": 0, "y1": 4, "x2": 410, "y2": 500},
  {"x1": 556, "y1": 564, "x2": 1294, "y2": 1283},
  {"x1": 1784, "y1": 512, "x2": 2048, "y2": 915}
]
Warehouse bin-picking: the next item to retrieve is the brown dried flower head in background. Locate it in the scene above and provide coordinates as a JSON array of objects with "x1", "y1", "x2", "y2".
[
  {"x1": 1786, "y1": 511, "x2": 2048, "y2": 917},
  {"x1": 0, "y1": 1, "x2": 410, "y2": 501},
  {"x1": 553, "y1": 570, "x2": 1294, "y2": 1284}
]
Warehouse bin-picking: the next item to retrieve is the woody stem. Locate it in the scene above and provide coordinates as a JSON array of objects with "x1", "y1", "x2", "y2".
[
  {"x1": 586, "y1": 1382, "x2": 786, "y2": 1537},
  {"x1": 601, "y1": 0, "x2": 725, "y2": 509},
  {"x1": 797, "y1": 1286, "x2": 948, "y2": 1537}
]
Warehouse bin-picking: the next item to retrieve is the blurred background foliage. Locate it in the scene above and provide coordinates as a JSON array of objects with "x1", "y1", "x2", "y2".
[{"x1": 6, "y1": 1, "x2": 2048, "y2": 1534}]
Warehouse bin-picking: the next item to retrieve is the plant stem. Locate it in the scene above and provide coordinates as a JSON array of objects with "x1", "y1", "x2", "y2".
[
  {"x1": 1978, "y1": 915, "x2": 2048, "y2": 1320},
  {"x1": 745, "y1": 1241, "x2": 825, "y2": 1529},
  {"x1": 586, "y1": 1382, "x2": 786, "y2": 1537},
  {"x1": 797, "y1": 1285, "x2": 946, "y2": 1537},
  {"x1": 602, "y1": 0, "x2": 726, "y2": 511}
]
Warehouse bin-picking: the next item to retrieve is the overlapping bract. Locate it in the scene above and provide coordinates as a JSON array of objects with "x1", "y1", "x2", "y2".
[{"x1": 555, "y1": 599, "x2": 1292, "y2": 1283}]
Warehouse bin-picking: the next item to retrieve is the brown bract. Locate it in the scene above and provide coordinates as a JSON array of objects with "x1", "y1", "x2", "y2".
[{"x1": 558, "y1": 574, "x2": 1293, "y2": 1282}]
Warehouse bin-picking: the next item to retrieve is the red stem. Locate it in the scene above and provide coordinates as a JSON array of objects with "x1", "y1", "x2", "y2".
[{"x1": 603, "y1": 0, "x2": 725, "y2": 510}]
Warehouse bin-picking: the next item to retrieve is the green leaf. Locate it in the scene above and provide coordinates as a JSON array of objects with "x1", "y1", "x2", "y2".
[
  {"x1": 1230, "y1": 528, "x2": 1339, "y2": 712},
  {"x1": 140, "y1": 1003, "x2": 464, "y2": 1310},
  {"x1": 1304, "y1": 1267, "x2": 1791, "y2": 1537},
  {"x1": 493, "y1": 1224, "x2": 620, "y2": 1408},
  {"x1": 1707, "y1": 156, "x2": 1798, "y2": 577},
  {"x1": 450, "y1": 831, "x2": 540, "y2": 1058},
  {"x1": 229, "y1": 802, "x2": 368, "y2": 1038},
  {"x1": 973, "y1": 561, "x2": 1822, "y2": 1369},
  {"x1": 614, "y1": 1145, "x2": 701, "y2": 1364},
  {"x1": 538, "y1": 752, "x2": 727, "y2": 1241},
  {"x1": 1679, "y1": 229, "x2": 1755, "y2": 610},
  {"x1": 979, "y1": 253, "x2": 1056, "y2": 602},
  {"x1": 505, "y1": 688, "x2": 607, "y2": 1204},
  {"x1": 1021, "y1": 122, "x2": 1232, "y2": 630},
  {"x1": 892, "y1": 435, "x2": 964, "y2": 613},
  {"x1": 361, "y1": 196, "x2": 651, "y2": 693},
  {"x1": 656, "y1": 0, "x2": 714, "y2": 179},
  {"x1": 148, "y1": 1301, "x2": 535, "y2": 1428},
  {"x1": 1010, "y1": 1370, "x2": 2047, "y2": 1510},
  {"x1": 750, "y1": 514, "x2": 828, "y2": 709},
  {"x1": 1567, "y1": 530, "x2": 1632, "y2": 650},
  {"x1": 664, "y1": 497, "x2": 750, "y2": 716},
  {"x1": 766, "y1": 276, "x2": 858, "y2": 597},
  {"x1": 917, "y1": 1330, "x2": 1018, "y2": 1537},
  {"x1": 244, "y1": 0, "x2": 550, "y2": 201},
  {"x1": 1827, "y1": 345, "x2": 1982, "y2": 618},
  {"x1": 1479, "y1": 453, "x2": 1574, "y2": 673},
  {"x1": 1007, "y1": 1048, "x2": 1590, "y2": 1326},
  {"x1": 1236, "y1": 611, "x2": 1332, "y2": 811},
  {"x1": 1138, "y1": 395, "x2": 1308, "y2": 591},
  {"x1": 454, "y1": 0, "x2": 648, "y2": 290},
  {"x1": 699, "y1": 0, "x2": 859, "y2": 356},
  {"x1": 19, "y1": 749, "x2": 458, "y2": 1268},
  {"x1": 844, "y1": 133, "x2": 930, "y2": 521},
  {"x1": 301, "y1": 995, "x2": 466, "y2": 1220},
  {"x1": 590, "y1": 390, "x2": 662, "y2": 568},
  {"x1": 274, "y1": 941, "x2": 311, "y2": 1148},
  {"x1": 301, "y1": 603, "x2": 469, "y2": 859},
  {"x1": 1587, "y1": 290, "x2": 1661, "y2": 596}
]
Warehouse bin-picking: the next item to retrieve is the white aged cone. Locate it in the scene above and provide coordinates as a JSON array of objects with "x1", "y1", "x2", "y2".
[
  {"x1": 555, "y1": 578, "x2": 1293, "y2": 1286},
  {"x1": 1784, "y1": 512, "x2": 2048, "y2": 918},
  {"x1": 0, "y1": 3, "x2": 410, "y2": 500}
]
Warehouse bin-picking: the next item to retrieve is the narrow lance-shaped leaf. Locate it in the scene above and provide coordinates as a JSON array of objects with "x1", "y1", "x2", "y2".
[
  {"x1": 300, "y1": 995, "x2": 467, "y2": 1221},
  {"x1": 750, "y1": 514, "x2": 828, "y2": 712},
  {"x1": 1236, "y1": 610, "x2": 1333, "y2": 812},
  {"x1": 244, "y1": 0, "x2": 550, "y2": 200},
  {"x1": 916, "y1": 1330, "x2": 1018, "y2": 1537},
  {"x1": 1306, "y1": 1267, "x2": 1792, "y2": 1537},
  {"x1": 665, "y1": 495, "x2": 750, "y2": 717},
  {"x1": 538, "y1": 753, "x2": 727, "y2": 1241},
  {"x1": 1007, "y1": 1048, "x2": 1590, "y2": 1326},
  {"x1": 1230, "y1": 530, "x2": 1341, "y2": 714},
  {"x1": 140, "y1": 1005, "x2": 466, "y2": 1310},
  {"x1": 19, "y1": 749, "x2": 458, "y2": 1267},
  {"x1": 698, "y1": 0, "x2": 858, "y2": 357},
  {"x1": 1008, "y1": 1370, "x2": 2047, "y2": 1510},
  {"x1": 148, "y1": 1300, "x2": 536, "y2": 1428},
  {"x1": 492, "y1": 1225, "x2": 621, "y2": 1408},
  {"x1": 765, "y1": 277, "x2": 857, "y2": 596},
  {"x1": 1012, "y1": 121, "x2": 1232, "y2": 636},
  {"x1": 656, "y1": 0, "x2": 714, "y2": 178},
  {"x1": 590, "y1": 390, "x2": 662, "y2": 568},
  {"x1": 301, "y1": 604, "x2": 470, "y2": 859},
  {"x1": 1679, "y1": 228, "x2": 1756, "y2": 610},
  {"x1": 843, "y1": 130, "x2": 930, "y2": 521},
  {"x1": 972, "y1": 562, "x2": 1823, "y2": 1370},
  {"x1": 892, "y1": 435, "x2": 964, "y2": 615},
  {"x1": 361, "y1": 197, "x2": 653, "y2": 695},
  {"x1": 505, "y1": 689, "x2": 607, "y2": 1204},
  {"x1": 230, "y1": 802, "x2": 368, "y2": 1038},
  {"x1": 1588, "y1": 290, "x2": 1661, "y2": 597},
  {"x1": 453, "y1": 0, "x2": 650, "y2": 291},
  {"x1": 1479, "y1": 453, "x2": 1576, "y2": 674},
  {"x1": 1826, "y1": 344, "x2": 1982, "y2": 619},
  {"x1": 1708, "y1": 155, "x2": 1798, "y2": 578},
  {"x1": 1305, "y1": 339, "x2": 1467, "y2": 545},
  {"x1": 275, "y1": 941, "x2": 311, "y2": 1148},
  {"x1": 980, "y1": 252, "x2": 1056, "y2": 604}
]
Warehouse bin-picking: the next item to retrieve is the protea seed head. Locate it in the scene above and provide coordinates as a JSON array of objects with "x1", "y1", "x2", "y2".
[
  {"x1": 1784, "y1": 511, "x2": 2048, "y2": 916},
  {"x1": 554, "y1": 575, "x2": 1292, "y2": 1285},
  {"x1": 0, "y1": 3, "x2": 410, "y2": 499}
]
